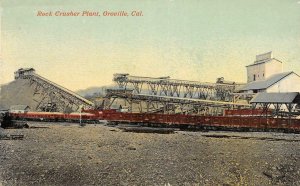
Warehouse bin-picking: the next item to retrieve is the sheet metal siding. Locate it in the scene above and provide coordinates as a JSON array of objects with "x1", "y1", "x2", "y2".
[{"x1": 250, "y1": 92, "x2": 299, "y2": 103}]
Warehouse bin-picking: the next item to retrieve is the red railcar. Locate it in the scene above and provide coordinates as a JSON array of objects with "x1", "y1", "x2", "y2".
[
  {"x1": 102, "y1": 110, "x2": 300, "y2": 133},
  {"x1": 10, "y1": 112, "x2": 65, "y2": 121},
  {"x1": 10, "y1": 109, "x2": 300, "y2": 132},
  {"x1": 10, "y1": 111, "x2": 102, "y2": 123},
  {"x1": 224, "y1": 109, "x2": 272, "y2": 117}
]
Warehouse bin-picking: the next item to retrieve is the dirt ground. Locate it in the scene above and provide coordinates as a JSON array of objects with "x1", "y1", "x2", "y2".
[{"x1": 0, "y1": 122, "x2": 300, "y2": 186}]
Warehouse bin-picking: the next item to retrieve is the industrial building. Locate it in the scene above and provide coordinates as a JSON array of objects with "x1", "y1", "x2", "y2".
[{"x1": 240, "y1": 52, "x2": 300, "y2": 93}]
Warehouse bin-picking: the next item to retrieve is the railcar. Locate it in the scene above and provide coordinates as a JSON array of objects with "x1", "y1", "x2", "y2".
[
  {"x1": 102, "y1": 109, "x2": 300, "y2": 133},
  {"x1": 10, "y1": 111, "x2": 103, "y2": 123},
  {"x1": 224, "y1": 109, "x2": 272, "y2": 117},
  {"x1": 9, "y1": 109, "x2": 300, "y2": 133}
]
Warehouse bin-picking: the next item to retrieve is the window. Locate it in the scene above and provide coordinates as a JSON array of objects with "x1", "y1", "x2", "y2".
[{"x1": 253, "y1": 74, "x2": 256, "y2": 81}]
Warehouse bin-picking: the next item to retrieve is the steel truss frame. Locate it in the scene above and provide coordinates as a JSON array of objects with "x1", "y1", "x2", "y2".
[
  {"x1": 252, "y1": 102, "x2": 298, "y2": 120},
  {"x1": 105, "y1": 89, "x2": 250, "y2": 115},
  {"x1": 18, "y1": 74, "x2": 94, "y2": 112},
  {"x1": 113, "y1": 74, "x2": 238, "y2": 101}
]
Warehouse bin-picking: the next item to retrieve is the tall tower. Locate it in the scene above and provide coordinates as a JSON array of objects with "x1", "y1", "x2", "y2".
[{"x1": 246, "y1": 51, "x2": 283, "y2": 83}]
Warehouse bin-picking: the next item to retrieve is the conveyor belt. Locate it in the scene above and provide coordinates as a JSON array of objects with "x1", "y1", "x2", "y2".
[
  {"x1": 15, "y1": 68, "x2": 94, "y2": 111},
  {"x1": 33, "y1": 74, "x2": 93, "y2": 106}
]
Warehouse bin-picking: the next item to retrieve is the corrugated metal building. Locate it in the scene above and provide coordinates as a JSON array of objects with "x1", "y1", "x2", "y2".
[
  {"x1": 246, "y1": 51, "x2": 283, "y2": 83},
  {"x1": 240, "y1": 52, "x2": 300, "y2": 93}
]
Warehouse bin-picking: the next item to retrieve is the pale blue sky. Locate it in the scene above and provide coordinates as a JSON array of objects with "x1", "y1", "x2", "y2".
[{"x1": 1, "y1": 0, "x2": 300, "y2": 90}]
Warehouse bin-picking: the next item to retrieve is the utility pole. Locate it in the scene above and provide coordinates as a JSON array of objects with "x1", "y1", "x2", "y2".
[{"x1": 79, "y1": 105, "x2": 85, "y2": 127}]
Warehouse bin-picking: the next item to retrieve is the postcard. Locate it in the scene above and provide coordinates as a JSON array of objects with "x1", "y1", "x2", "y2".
[{"x1": 1, "y1": 1, "x2": 300, "y2": 185}]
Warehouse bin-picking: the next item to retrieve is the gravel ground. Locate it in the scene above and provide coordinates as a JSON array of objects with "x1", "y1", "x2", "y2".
[{"x1": 0, "y1": 122, "x2": 300, "y2": 186}]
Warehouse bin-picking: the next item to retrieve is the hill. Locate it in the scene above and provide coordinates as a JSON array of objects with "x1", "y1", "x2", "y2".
[{"x1": 0, "y1": 79, "x2": 41, "y2": 110}]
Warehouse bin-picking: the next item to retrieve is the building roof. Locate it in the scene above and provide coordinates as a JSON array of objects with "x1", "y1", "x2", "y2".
[
  {"x1": 239, "y1": 71, "x2": 294, "y2": 91},
  {"x1": 256, "y1": 51, "x2": 272, "y2": 61},
  {"x1": 9, "y1": 105, "x2": 30, "y2": 110},
  {"x1": 250, "y1": 92, "x2": 299, "y2": 103},
  {"x1": 245, "y1": 58, "x2": 283, "y2": 67},
  {"x1": 17, "y1": 68, "x2": 35, "y2": 72}
]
